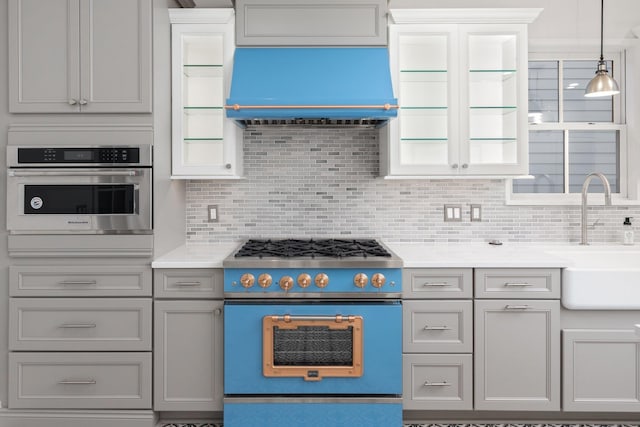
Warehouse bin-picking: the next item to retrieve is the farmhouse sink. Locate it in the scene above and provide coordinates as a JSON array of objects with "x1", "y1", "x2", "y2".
[{"x1": 546, "y1": 246, "x2": 640, "y2": 310}]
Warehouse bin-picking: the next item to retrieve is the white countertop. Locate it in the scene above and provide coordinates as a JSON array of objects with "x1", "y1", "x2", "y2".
[{"x1": 152, "y1": 241, "x2": 574, "y2": 269}]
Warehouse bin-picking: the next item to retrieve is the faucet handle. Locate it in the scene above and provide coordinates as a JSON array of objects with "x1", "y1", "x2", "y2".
[{"x1": 588, "y1": 218, "x2": 602, "y2": 230}]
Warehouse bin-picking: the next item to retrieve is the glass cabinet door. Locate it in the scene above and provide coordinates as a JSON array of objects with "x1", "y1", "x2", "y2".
[
  {"x1": 170, "y1": 10, "x2": 240, "y2": 178},
  {"x1": 181, "y1": 34, "x2": 225, "y2": 169},
  {"x1": 461, "y1": 25, "x2": 528, "y2": 175},
  {"x1": 389, "y1": 26, "x2": 459, "y2": 175}
]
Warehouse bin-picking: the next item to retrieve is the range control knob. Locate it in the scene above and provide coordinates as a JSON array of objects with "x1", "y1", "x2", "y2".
[
  {"x1": 354, "y1": 273, "x2": 369, "y2": 288},
  {"x1": 258, "y1": 273, "x2": 273, "y2": 289},
  {"x1": 297, "y1": 273, "x2": 312, "y2": 288},
  {"x1": 240, "y1": 273, "x2": 255, "y2": 288},
  {"x1": 371, "y1": 273, "x2": 386, "y2": 288},
  {"x1": 279, "y1": 276, "x2": 294, "y2": 291},
  {"x1": 315, "y1": 273, "x2": 329, "y2": 288}
]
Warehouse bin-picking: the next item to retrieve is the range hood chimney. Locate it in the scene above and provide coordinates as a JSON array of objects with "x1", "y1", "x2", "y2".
[{"x1": 225, "y1": 0, "x2": 397, "y2": 127}]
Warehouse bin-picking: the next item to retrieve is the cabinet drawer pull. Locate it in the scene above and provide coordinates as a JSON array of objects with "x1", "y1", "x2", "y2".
[
  {"x1": 504, "y1": 304, "x2": 531, "y2": 310},
  {"x1": 58, "y1": 379, "x2": 96, "y2": 385},
  {"x1": 422, "y1": 282, "x2": 452, "y2": 287},
  {"x1": 423, "y1": 381, "x2": 451, "y2": 387},
  {"x1": 59, "y1": 323, "x2": 97, "y2": 329},
  {"x1": 504, "y1": 282, "x2": 532, "y2": 287},
  {"x1": 423, "y1": 325, "x2": 451, "y2": 331},
  {"x1": 59, "y1": 280, "x2": 97, "y2": 286},
  {"x1": 174, "y1": 281, "x2": 202, "y2": 287}
]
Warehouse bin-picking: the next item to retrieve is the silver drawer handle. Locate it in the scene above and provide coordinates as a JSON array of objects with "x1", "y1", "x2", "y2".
[
  {"x1": 504, "y1": 282, "x2": 532, "y2": 287},
  {"x1": 59, "y1": 280, "x2": 97, "y2": 286},
  {"x1": 422, "y1": 282, "x2": 452, "y2": 287},
  {"x1": 423, "y1": 381, "x2": 451, "y2": 387},
  {"x1": 59, "y1": 323, "x2": 97, "y2": 329},
  {"x1": 9, "y1": 170, "x2": 139, "y2": 177},
  {"x1": 423, "y1": 325, "x2": 451, "y2": 331},
  {"x1": 504, "y1": 305, "x2": 531, "y2": 310},
  {"x1": 58, "y1": 379, "x2": 96, "y2": 385},
  {"x1": 174, "y1": 281, "x2": 202, "y2": 287}
]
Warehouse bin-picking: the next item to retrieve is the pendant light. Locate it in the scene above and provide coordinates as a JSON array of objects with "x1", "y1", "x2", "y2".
[{"x1": 585, "y1": 0, "x2": 620, "y2": 97}]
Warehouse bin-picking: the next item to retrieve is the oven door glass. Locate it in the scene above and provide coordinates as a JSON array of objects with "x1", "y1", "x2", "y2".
[
  {"x1": 24, "y1": 185, "x2": 135, "y2": 214},
  {"x1": 263, "y1": 315, "x2": 363, "y2": 381}
]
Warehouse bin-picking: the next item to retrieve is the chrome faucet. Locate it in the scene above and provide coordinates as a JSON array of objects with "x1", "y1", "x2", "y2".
[{"x1": 581, "y1": 172, "x2": 612, "y2": 245}]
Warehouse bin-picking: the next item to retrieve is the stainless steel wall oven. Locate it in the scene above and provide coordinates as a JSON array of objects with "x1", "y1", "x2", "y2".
[
  {"x1": 223, "y1": 239, "x2": 403, "y2": 427},
  {"x1": 7, "y1": 145, "x2": 152, "y2": 234}
]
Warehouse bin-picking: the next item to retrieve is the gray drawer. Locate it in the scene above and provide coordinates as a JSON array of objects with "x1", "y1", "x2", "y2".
[
  {"x1": 8, "y1": 352, "x2": 152, "y2": 409},
  {"x1": 9, "y1": 265, "x2": 152, "y2": 297},
  {"x1": 9, "y1": 298, "x2": 152, "y2": 351},
  {"x1": 403, "y1": 353, "x2": 472, "y2": 410},
  {"x1": 474, "y1": 268, "x2": 561, "y2": 299},
  {"x1": 403, "y1": 268, "x2": 472, "y2": 299},
  {"x1": 154, "y1": 269, "x2": 223, "y2": 298},
  {"x1": 403, "y1": 300, "x2": 472, "y2": 353}
]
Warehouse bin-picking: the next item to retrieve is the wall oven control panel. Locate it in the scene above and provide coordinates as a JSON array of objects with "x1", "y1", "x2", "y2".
[{"x1": 16, "y1": 147, "x2": 142, "y2": 165}]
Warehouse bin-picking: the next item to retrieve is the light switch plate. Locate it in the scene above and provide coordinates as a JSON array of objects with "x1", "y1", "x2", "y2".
[
  {"x1": 444, "y1": 204, "x2": 462, "y2": 222},
  {"x1": 207, "y1": 205, "x2": 218, "y2": 222},
  {"x1": 471, "y1": 204, "x2": 482, "y2": 222}
]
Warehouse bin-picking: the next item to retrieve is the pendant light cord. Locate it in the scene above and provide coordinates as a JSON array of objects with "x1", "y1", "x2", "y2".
[{"x1": 599, "y1": 0, "x2": 604, "y2": 62}]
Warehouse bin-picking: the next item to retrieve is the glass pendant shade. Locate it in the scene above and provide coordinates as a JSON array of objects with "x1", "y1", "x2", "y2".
[
  {"x1": 585, "y1": 61, "x2": 620, "y2": 97},
  {"x1": 585, "y1": 0, "x2": 620, "y2": 97}
]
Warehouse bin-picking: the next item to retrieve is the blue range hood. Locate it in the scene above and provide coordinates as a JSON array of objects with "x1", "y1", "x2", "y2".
[{"x1": 225, "y1": 47, "x2": 398, "y2": 127}]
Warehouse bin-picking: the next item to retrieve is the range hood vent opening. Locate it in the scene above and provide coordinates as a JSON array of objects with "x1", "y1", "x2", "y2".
[{"x1": 225, "y1": 47, "x2": 398, "y2": 127}]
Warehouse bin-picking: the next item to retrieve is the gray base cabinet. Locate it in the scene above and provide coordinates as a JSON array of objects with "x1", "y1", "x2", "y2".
[
  {"x1": 153, "y1": 268, "x2": 224, "y2": 411},
  {"x1": 563, "y1": 329, "x2": 640, "y2": 412},
  {"x1": 474, "y1": 299, "x2": 560, "y2": 411}
]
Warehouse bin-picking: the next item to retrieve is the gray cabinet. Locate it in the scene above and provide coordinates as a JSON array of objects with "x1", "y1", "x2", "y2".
[
  {"x1": 474, "y1": 268, "x2": 560, "y2": 299},
  {"x1": 474, "y1": 299, "x2": 560, "y2": 411},
  {"x1": 402, "y1": 268, "x2": 473, "y2": 410},
  {"x1": 154, "y1": 300, "x2": 224, "y2": 411},
  {"x1": 563, "y1": 329, "x2": 640, "y2": 412},
  {"x1": 8, "y1": 0, "x2": 152, "y2": 113},
  {"x1": 153, "y1": 268, "x2": 224, "y2": 411}
]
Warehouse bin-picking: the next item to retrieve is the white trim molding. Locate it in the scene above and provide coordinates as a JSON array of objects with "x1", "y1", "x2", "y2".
[
  {"x1": 168, "y1": 8, "x2": 234, "y2": 24},
  {"x1": 389, "y1": 8, "x2": 543, "y2": 25}
]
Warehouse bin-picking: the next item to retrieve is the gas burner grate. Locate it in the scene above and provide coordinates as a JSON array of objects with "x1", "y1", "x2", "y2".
[{"x1": 234, "y1": 238, "x2": 392, "y2": 259}]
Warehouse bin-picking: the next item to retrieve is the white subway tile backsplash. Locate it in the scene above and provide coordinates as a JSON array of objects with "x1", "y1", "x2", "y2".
[{"x1": 185, "y1": 128, "x2": 639, "y2": 243}]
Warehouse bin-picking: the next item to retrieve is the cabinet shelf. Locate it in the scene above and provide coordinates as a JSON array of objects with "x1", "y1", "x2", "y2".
[{"x1": 401, "y1": 138, "x2": 448, "y2": 142}]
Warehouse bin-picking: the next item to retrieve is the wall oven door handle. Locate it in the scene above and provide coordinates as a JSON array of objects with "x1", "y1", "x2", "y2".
[
  {"x1": 268, "y1": 314, "x2": 358, "y2": 323},
  {"x1": 8, "y1": 170, "x2": 140, "y2": 177}
]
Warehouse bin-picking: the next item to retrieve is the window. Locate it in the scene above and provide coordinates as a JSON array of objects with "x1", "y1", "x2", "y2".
[{"x1": 508, "y1": 53, "x2": 628, "y2": 204}]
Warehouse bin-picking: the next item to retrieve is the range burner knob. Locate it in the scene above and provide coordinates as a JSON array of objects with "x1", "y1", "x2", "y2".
[
  {"x1": 297, "y1": 273, "x2": 312, "y2": 288},
  {"x1": 279, "y1": 276, "x2": 294, "y2": 291},
  {"x1": 314, "y1": 273, "x2": 329, "y2": 288},
  {"x1": 372, "y1": 273, "x2": 386, "y2": 288},
  {"x1": 258, "y1": 273, "x2": 273, "y2": 289},
  {"x1": 354, "y1": 273, "x2": 369, "y2": 288},
  {"x1": 240, "y1": 273, "x2": 255, "y2": 288}
]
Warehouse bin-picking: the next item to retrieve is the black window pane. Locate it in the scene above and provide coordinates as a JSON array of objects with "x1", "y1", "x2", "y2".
[
  {"x1": 514, "y1": 130, "x2": 565, "y2": 193},
  {"x1": 528, "y1": 61, "x2": 558, "y2": 123},
  {"x1": 563, "y1": 60, "x2": 614, "y2": 122},
  {"x1": 568, "y1": 130, "x2": 619, "y2": 193}
]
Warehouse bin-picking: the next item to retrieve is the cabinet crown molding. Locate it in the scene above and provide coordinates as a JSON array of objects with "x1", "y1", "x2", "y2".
[
  {"x1": 168, "y1": 8, "x2": 234, "y2": 24},
  {"x1": 389, "y1": 8, "x2": 543, "y2": 25}
]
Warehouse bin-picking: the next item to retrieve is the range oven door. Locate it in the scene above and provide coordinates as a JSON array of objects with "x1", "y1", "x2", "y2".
[
  {"x1": 224, "y1": 301, "x2": 402, "y2": 395},
  {"x1": 6, "y1": 168, "x2": 152, "y2": 234}
]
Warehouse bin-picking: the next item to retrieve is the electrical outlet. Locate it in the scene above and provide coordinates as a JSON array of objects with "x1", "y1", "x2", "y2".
[
  {"x1": 207, "y1": 205, "x2": 218, "y2": 222},
  {"x1": 444, "y1": 204, "x2": 462, "y2": 222},
  {"x1": 470, "y1": 204, "x2": 482, "y2": 222}
]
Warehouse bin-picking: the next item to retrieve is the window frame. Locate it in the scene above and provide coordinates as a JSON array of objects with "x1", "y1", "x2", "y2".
[{"x1": 506, "y1": 49, "x2": 635, "y2": 206}]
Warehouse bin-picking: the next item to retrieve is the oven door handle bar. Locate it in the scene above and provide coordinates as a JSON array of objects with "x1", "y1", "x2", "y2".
[
  {"x1": 269, "y1": 314, "x2": 357, "y2": 323},
  {"x1": 8, "y1": 170, "x2": 140, "y2": 177}
]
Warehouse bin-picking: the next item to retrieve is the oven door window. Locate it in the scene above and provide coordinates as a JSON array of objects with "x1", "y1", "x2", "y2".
[
  {"x1": 24, "y1": 185, "x2": 136, "y2": 214},
  {"x1": 263, "y1": 315, "x2": 363, "y2": 381}
]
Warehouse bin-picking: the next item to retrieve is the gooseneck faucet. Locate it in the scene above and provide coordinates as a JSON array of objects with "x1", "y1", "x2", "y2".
[{"x1": 581, "y1": 172, "x2": 612, "y2": 245}]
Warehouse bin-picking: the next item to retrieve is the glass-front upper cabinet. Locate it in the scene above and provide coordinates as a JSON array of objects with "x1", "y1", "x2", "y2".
[
  {"x1": 170, "y1": 9, "x2": 242, "y2": 178},
  {"x1": 383, "y1": 10, "x2": 540, "y2": 177}
]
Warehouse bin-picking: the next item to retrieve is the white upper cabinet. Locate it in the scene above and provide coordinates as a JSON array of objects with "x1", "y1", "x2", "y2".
[
  {"x1": 169, "y1": 9, "x2": 242, "y2": 179},
  {"x1": 382, "y1": 9, "x2": 541, "y2": 177},
  {"x1": 8, "y1": 0, "x2": 152, "y2": 113}
]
